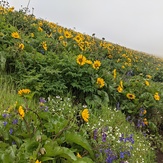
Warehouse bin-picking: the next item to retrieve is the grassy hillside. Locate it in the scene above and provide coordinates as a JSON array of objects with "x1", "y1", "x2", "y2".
[{"x1": 0, "y1": 2, "x2": 163, "y2": 163}]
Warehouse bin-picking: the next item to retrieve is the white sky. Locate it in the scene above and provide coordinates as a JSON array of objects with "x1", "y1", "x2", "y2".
[{"x1": 6, "y1": 0, "x2": 163, "y2": 58}]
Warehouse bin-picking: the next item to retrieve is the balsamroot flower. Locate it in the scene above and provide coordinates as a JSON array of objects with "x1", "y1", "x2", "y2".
[
  {"x1": 18, "y1": 43, "x2": 24, "y2": 50},
  {"x1": 76, "y1": 54, "x2": 86, "y2": 66},
  {"x1": 92, "y1": 60, "x2": 101, "y2": 70},
  {"x1": 18, "y1": 106, "x2": 25, "y2": 119},
  {"x1": 35, "y1": 160, "x2": 41, "y2": 163},
  {"x1": 117, "y1": 85, "x2": 123, "y2": 93},
  {"x1": 11, "y1": 32, "x2": 20, "y2": 39},
  {"x1": 64, "y1": 30, "x2": 72, "y2": 38},
  {"x1": 145, "y1": 80, "x2": 150, "y2": 86},
  {"x1": 154, "y1": 92, "x2": 160, "y2": 101},
  {"x1": 18, "y1": 89, "x2": 31, "y2": 96},
  {"x1": 126, "y1": 93, "x2": 135, "y2": 100},
  {"x1": 143, "y1": 118, "x2": 148, "y2": 125},
  {"x1": 42, "y1": 41, "x2": 47, "y2": 51},
  {"x1": 81, "y1": 109, "x2": 89, "y2": 122},
  {"x1": 77, "y1": 153, "x2": 82, "y2": 158},
  {"x1": 146, "y1": 74, "x2": 152, "y2": 79},
  {"x1": 113, "y1": 69, "x2": 116, "y2": 79},
  {"x1": 96, "y1": 77, "x2": 105, "y2": 88},
  {"x1": 85, "y1": 59, "x2": 92, "y2": 65}
]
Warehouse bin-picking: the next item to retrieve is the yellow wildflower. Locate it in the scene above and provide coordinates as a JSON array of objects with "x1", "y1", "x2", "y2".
[
  {"x1": 76, "y1": 54, "x2": 87, "y2": 66},
  {"x1": 143, "y1": 110, "x2": 147, "y2": 115},
  {"x1": 59, "y1": 36, "x2": 64, "y2": 41},
  {"x1": 18, "y1": 43, "x2": 24, "y2": 50},
  {"x1": 18, "y1": 89, "x2": 31, "y2": 96},
  {"x1": 42, "y1": 41, "x2": 47, "y2": 51},
  {"x1": 113, "y1": 69, "x2": 116, "y2": 79},
  {"x1": 31, "y1": 33, "x2": 34, "y2": 37},
  {"x1": 35, "y1": 160, "x2": 41, "y2": 163},
  {"x1": 8, "y1": 7, "x2": 14, "y2": 12},
  {"x1": 145, "y1": 80, "x2": 150, "y2": 86},
  {"x1": 38, "y1": 27, "x2": 43, "y2": 32},
  {"x1": 64, "y1": 30, "x2": 72, "y2": 38},
  {"x1": 143, "y1": 118, "x2": 148, "y2": 125},
  {"x1": 146, "y1": 75, "x2": 152, "y2": 79},
  {"x1": 92, "y1": 60, "x2": 101, "y2": 70},
  {"x1": 11, "y1": 32, "x2": 20, "y2": 39},
  {"x1": 85, "y1": 60, "x2": 92, "y2": 65},
  {"x1": 74, "y1": 34, "x2": 83, "y2": 43},
  {"x1": 108, "y1": 54, "x2": 113, "y2": 59},
  {"x1": 122, "y1": 65, "x2": 125, "y2": 69},
  {"x1": 81, "y1": 109, "x2": 89, "y2": 122},
  {"x1": 62, "y1": 41, "x2": 67, "y2": 47},
  {"x1": 126, "y1": 93, "x2": 135, "y2": 100},
  {"x1": 77, "y1": 153, "x2": 82, "y2": 158},
  {"x1": 120, "y1": 80, "x2": 123, "y2": 88},
  {"x1": 96, "y1": 77, "x2": 105, "y2": 88},
  {"x1": 117, "y1": 86, "x2": 123, "y2": 93},
  {"x1": 18, "y1": 106, "x2": 25, "y2": 119},
  {"x1": 127, "y1": 58, "x2": 131, "y2": 62},
  {"x1": 154, "y1": 92, "x2": 160, "y2": 101}
]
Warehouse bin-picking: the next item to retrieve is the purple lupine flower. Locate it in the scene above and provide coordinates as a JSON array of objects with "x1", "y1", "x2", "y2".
[
  {"x1": 9, "y1": 128, "x2": 13, "y2": 134},
  {"x1": 12, "y1": 119, "x2": 18, "y2": 125},
  {"x1": 39, "y1": 97, "x2": 46, "y2": 103},
  {"x1": 2, "y1": 113, "x2": 9, "y2": 118},
  {"x1": 93, "y1": 129, "x2": 98, "y2": 140},
  {"x1": 120, "y1": 152, "x2": 125, "y2": 159},
  {"x1": 3, "y1": 121, "x2": 7, "y2": 126},
  {"x1": 128, "y1": 134, "x2": 134, "y2": 144},
  {"x1": 106, "y1": 152, "x2": 117, "y2": 163},
  {"x1": 125, "y1": 151, "x2": 131, "y2": 156},
  {"x1": 126, "y1": 116, "x2": 131, "y2": 121},
  {"x1": 139, "y1": 108, "x2": 144, "y2": 116},
  {"x1": 119, "y1": 134, "x2": 124, "y2": 142},
  {"x1": 102, "y1": 132, "x2": 107, "y2": 142}
]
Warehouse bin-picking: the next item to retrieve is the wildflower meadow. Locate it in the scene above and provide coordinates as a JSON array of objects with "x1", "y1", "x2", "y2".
[{"x1": 0, "y1": 1, "x2": 163, "y2": 162}]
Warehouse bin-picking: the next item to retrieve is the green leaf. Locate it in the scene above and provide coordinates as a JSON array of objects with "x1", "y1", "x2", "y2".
[
  {"x1": 43, "y1": 146, "x2": 77, "y2": 162},
  {"x1": 73, "y1": 157, "x2": 94, "y2": 163},
  {"x1": 65, "y1": 132, "x2": 94, "y2": 159},
  {"x1": 0, "y1": 141, "x2": 9, "y2": 150},
  {"x1": 40, "y1": 157, "x2": 54, "y2": 161}
]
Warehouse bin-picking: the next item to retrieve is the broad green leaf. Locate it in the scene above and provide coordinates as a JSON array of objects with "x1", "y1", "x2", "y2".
[
  {"x1": 73, "y1": 157, "x2": 94, "y2": 163},
  {"x1": 40, "y1": 156, "x2": 55, "y2": 161},
  {"x1": 43, "y1": 146, "x2": 77, "y2": 162},
  {"x1": 65, "y1": 132, "x2": 94, "y2": 159}
]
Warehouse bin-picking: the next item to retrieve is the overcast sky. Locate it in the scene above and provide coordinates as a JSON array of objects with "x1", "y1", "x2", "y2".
[{"x1": 7, "y1": 0, "x2": 163, "y2": 58}]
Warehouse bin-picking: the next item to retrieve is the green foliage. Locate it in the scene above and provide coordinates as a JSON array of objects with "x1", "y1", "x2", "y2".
[{"x1": 153, "y1": 68, "x2": 163, "y2": 82}]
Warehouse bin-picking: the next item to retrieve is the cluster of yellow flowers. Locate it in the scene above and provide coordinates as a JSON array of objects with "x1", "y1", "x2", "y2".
[
  {"x1": 42, "y1": 41, "x2": 47, "y2": 51},
  {"x1": 76, "y1": 55, "x2": 105, "y2": 88},
  {"x1": 76, "y1": 54, "x2": 101, "y2": 70},
  {"x1": 18, "y1": 89, "x2": 31, "y2": 96}
]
